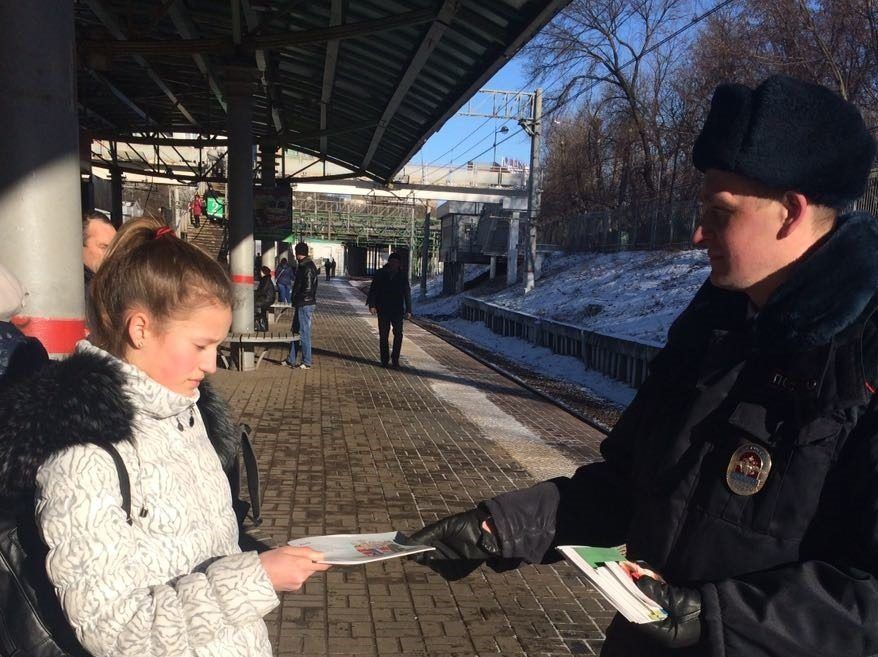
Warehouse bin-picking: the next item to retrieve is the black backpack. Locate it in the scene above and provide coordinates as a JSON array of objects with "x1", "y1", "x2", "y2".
[{"x1": 0, "y1": 425, "x2": 263, "y2": 657}]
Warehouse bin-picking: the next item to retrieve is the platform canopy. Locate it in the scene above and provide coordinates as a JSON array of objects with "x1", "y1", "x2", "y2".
[{"x1": 76, "y1": 0, "x2": 568, "y2": 183}]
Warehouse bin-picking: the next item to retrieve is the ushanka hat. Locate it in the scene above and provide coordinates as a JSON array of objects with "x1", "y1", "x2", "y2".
[{"x1": 693, "y1": 75, "x2": 876, "y2": 207}]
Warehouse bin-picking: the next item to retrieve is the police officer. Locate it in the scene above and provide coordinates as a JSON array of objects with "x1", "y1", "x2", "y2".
[{"x1": 410, "y1": 75, "x2": 878, "y2": 656}]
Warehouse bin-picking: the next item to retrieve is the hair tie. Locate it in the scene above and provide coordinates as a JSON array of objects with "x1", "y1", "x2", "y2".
[{"x1": 154, "y1": 226, "x2": 175, "y2": 239}]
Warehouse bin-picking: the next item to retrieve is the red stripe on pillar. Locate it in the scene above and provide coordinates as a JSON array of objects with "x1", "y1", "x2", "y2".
[
  {"x1": 13, "y1": 316, "x2": 87, "y2": 355},
  {"x1": 231, "y1": 275, "x2": 254, "y2": 284}
]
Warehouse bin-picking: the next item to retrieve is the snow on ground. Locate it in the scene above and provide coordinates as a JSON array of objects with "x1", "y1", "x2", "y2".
[{"x1": 414, "y1": 248, "x2": 711, "y2": 406}]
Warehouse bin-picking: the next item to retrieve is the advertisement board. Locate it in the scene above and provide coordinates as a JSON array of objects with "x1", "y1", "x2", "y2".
[{"x1": 254, "y1": 185, "x2": 292, "y2": 240}]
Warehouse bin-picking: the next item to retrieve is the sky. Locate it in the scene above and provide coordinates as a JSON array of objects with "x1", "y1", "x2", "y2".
[{"x1": 408, "y1": 55, "x2": 537, "y2": 167}]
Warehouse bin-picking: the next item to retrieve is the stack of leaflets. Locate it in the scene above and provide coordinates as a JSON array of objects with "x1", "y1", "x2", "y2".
[
  {"x1": 288, "y1": 531, "x2": 435, "y2": 565},
  {"x1": 558, "y1": 545, "x2": 667, "y2": 624}
]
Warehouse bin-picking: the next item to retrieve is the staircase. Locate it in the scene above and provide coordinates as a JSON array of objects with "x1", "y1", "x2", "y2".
[{"x1": 184, "y1": 220, "x2": 228, "y2": 263}]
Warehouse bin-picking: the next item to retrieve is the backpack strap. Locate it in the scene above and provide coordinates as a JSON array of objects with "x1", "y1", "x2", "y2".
[
  {"x1": 97, "y1": 443, "x2": 133, "y2": 525},
  {"x1": 239, "y1": 424, "x2": 262, "y2": 525}
]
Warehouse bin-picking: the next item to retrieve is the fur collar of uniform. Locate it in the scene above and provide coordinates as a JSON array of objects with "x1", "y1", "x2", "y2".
[
  {"x1": 0, "y1": 349, "x2": 238, "y2": 498},
  {"x1": 671, "y1": 212, "x2": 878, "y2": 352}
]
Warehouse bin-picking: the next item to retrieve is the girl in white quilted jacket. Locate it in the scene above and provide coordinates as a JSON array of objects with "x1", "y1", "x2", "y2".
[{"x1": 32, "y1": 217, "x2": 330, "y2": 656}]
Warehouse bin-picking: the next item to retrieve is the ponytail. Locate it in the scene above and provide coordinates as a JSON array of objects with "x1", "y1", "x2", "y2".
[{"x1": 88, "y1": 217, "x2": 233, "y2": 357}]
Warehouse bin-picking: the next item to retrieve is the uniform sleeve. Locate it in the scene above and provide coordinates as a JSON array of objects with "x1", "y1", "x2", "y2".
[
  {"x1": 485, "y1": 363, "x2": 660, "y2": 563},
  {"x1": 698, "y1": 404, "x2": 878, "y2": 657},
  {"x1": 35, "y1": 444, "x2": 279, "y2": 657}
]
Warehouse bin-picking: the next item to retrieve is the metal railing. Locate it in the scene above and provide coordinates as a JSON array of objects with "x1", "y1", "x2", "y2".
[{"x1": 460, "y1": 297, "x2": 662, "y2": 389}]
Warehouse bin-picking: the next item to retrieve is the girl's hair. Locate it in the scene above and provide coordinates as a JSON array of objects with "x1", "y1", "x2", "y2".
[
  {"x1": 260, "y1": 266, "x2": 271, "y2": 277},
  {"x1": 88, "y1": 217, "x2": 233, "y2": 357}
]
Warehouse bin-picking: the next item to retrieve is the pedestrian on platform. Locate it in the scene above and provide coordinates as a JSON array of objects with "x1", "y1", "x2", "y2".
[
  {"x1": 367, "y1": 252, "x2": 412, "y2": 368},
  {"x1": 82, "y1": 210, "x2": 116, "y2": 308},
  {"x1": 410, "y1": 75, "x2": 878, "y2": 657},
  {"x1": 254, "y1": 266, "x2": 276, "y2": 332},
  {"x1": 329, "y1": 257, "x2": 337, "y2": 279},
  {"x1": 275, "y1": 257, "x2": 293, "y2": 304},
  {"x1": 323, "y1": 257, "x2": 331, "y2": 281},
  {"x1": 0, "y1": 264, "x2": 48, "y2": 392},
  {"x1": 189, "y1": 193, "x2": 204, "y2": 228},
  {"x1": 283, "y1": 242, "x2": 318, "y2": 370},
  {"x1": 0, "y1": 218, "x2": 329, "y2": 657}
]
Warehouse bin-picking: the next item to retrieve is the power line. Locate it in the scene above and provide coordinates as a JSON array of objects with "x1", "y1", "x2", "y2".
[
  {"x1": 542, "y1": 0, "x2": 743, "y2": 120},
  {"x1": 428, "y1": 69, "x2": 543, "y2": 166},
  {"x1": 427, "y1": 128, "x2": 523, "y2": 186}
]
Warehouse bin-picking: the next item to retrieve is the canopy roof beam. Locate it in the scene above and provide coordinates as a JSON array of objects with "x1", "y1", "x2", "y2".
[
  {"x1": 85, "y1": 0, "x2": 200, "y2": 128},
  {"x1": 360, "y1": 0, "x2": 458, "y2": 172}
]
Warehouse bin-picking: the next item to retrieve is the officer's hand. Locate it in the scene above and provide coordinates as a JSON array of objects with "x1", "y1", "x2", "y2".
[
  {"x1": 405, "y1": 312, "x2": 412, "y2": 320},
  {"x1": 631, "y1": 576, "x2": 702, "y2": 649},
  {"x1": 408, "y1": 506, "x2": 500, "y2": 581},
  {"x1": 369, "y1": 307, "x2": 376, "y2": 315}
]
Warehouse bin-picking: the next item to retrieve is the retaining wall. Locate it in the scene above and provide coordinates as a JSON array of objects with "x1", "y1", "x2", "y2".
[{"x1": 459, "y1": 297, "x2": 662, "y2": 388}]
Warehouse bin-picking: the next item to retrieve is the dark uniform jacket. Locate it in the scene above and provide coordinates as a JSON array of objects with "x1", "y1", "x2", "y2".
[
  {"x1": 367, "y1": 266, "x2": 412, "y2": 318},
  {"x1": 291, "y1": 258, "x2": 318, "y2": 307},
  {"x1": 486, "y1": 213, "x2": 878, "y2": 657}
]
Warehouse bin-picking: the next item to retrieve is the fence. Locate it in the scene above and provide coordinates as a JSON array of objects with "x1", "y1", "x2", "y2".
[
  {"x1": 541, "y1": 169, "x2": 878, "y2": 252},
  {"x1": 460, "y1": 297, "x2": 662, "y2": 389}
]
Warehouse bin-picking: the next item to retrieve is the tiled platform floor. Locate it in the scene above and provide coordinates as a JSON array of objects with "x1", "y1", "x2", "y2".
[{"x1": 211, "y1": 278, "x2": 615, "y2": 656}]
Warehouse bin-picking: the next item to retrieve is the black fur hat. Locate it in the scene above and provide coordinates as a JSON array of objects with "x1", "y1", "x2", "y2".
[{"x1": 693, "y1": 75, "x2": 876, "y2": 207}]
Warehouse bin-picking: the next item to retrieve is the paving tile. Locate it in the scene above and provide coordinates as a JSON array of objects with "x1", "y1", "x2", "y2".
[{"x1": 210, "y1": 279, "x2": 612, "y2": 656}]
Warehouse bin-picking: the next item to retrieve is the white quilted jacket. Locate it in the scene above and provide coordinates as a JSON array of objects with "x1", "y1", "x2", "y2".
[{"x1": 34, "y1": 342, "x2": 279, "y2": 657}]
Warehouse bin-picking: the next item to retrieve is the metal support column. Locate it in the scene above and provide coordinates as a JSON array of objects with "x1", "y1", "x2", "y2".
[
  {"x1": 110, "y1": 165, "x2": 123, "y2": 227},
  {"x1": 408, "y1": 201, "x2": 415, "y2": 284},
  {"x1": 0, "y1": 2, "x2": 84, "y2": 356},
  {"x1": 226, "y1": 66, "x2": 256, "y2": 365},
  {"x1": 420, "y1": 205, "x2": 431, "y2": 298},
  {"x1": 524, "y1": 88, "x2": 542, "y2": 293},
  {"x1": 506, "y1": 212, "x2": 519, "y2": 286},
  {"x1": 490, "y1": 256, "x2": 497, "y2": 280}
]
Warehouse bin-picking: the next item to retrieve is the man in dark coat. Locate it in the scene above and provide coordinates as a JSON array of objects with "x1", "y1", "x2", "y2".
[
  {"x1": 410, "y1": 75, "x2": 878, "y2": 656},
  {"x1": 82, "y1": 211, "x2": 116, "y2": 308},
  {"x1": 367, "y1": 253, "x2": 412, "y2": 368},
  {"x1": 283, "y1": 242, "x2": 318, "y2": 369}
]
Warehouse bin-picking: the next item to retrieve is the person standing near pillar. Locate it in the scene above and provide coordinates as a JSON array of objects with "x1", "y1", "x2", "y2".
[
  {"x1": 283, "y1": 242, "x2": 318, "y2": 370},
  {"x1": 367, "y1": 253, "x2": 412, "y2": 369},
  {"x1": 82, "y1": 211, "x2": 116, "y2": 308},
  {"x1": 323, "y1": 257, "x2": 331, "y2": 282},
  {"x1": 329, "y1": 257, "x2": 336, "y2": 279}
]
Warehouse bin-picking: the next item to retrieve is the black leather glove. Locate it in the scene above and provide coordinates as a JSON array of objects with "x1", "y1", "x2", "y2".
[
  {"x1": 631, "y1": 576, "x2": 702, "y2": 649},
  {"x1": 408, "y1": 505, "x2": 501, "y2": 580}
]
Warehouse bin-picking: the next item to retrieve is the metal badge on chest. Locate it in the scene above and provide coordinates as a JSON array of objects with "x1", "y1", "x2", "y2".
[{"x1": 726, "y1": 443, "x2": 773, "y2": 496}]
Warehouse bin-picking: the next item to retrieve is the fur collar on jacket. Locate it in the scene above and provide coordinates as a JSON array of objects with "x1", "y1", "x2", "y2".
[
  {"x1": 0, "y1": 348, "x2": 238, "y2": 498},
  {"x1": 670, "y1": 212, "x2": 878, "y2": 353}
]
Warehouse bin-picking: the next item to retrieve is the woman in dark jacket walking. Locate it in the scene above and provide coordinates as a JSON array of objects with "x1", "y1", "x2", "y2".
[{"x1": 410, "y1": 76, "x2": 878, "y2": 657}]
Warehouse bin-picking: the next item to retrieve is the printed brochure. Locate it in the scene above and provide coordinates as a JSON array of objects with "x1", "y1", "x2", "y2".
[
  {"x1": 288, "y1": 531, "x2": 435, "y2": 565},
  {"x1": 558, "y1": 545, "x2": 668, "y2": 624}
]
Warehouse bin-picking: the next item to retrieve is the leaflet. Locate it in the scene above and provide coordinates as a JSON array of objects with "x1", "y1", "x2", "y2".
[
  {"x1": 288, "y1": 531, "x2": 435, "y2": 565},
  {"x1": 558, "y1": 545, "x2": 667, "y2": 624}
]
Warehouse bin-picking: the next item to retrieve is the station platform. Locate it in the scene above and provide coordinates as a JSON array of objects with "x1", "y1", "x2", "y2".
[{"x1": 210, "y1": 278, "x2": 613, "y2": 657}]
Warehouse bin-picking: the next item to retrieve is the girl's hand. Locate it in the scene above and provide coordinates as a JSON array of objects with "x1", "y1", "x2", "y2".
[{"x1": 259, "y1": 546, "x2": 331, "y2": 592}]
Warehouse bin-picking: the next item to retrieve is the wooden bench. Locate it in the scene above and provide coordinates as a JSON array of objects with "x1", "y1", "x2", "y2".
[
  {"x1": 220, "y1": 331, "x2": 300, "y2": 370},
  {"x1": 269, "y1": 302, "x2": 293, "y2": 321}
]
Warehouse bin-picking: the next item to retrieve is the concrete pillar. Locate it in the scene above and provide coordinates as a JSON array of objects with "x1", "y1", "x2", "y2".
[
  {"x1": 261, "y1": 241, "x2": 276, "y2": 272},
  {"x1": 226, "y1": 66, "x2": 256, "y2": 363},
  {"x1": 0, "y1": 2, "x2": 84, "y2": 357},
  {"x1": 506, "y1": 212, "x2": 519, "y2": 286}
]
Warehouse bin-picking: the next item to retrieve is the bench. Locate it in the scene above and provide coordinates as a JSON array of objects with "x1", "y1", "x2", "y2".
[
  {"x1": 269, "y1": 302, "x2": 293, "y2": 321},
  {"x1": 220, "y1": 331, "x2": 300, "y2": 370}
]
